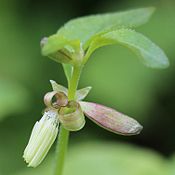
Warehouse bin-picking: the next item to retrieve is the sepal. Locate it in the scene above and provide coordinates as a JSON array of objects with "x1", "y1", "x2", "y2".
[{"x1": 50, "y1": 80, "x2": 91, "y2": 101}]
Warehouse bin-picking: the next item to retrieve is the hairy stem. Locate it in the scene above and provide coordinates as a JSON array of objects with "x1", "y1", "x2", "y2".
[{"x1": 54, "y1": 65, "x2": 82, "y2": 175}]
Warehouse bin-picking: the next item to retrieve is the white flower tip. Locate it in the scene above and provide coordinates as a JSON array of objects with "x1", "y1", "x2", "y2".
[
  {"x1": 128, "y1": 123, "x2": 143, "y2": 135},
  {"x1": 23, "y1": 110, "x2": 59, "y2": 167},
  {"x1": 49, "y1": 80, "x2": 55, "y2": 84}
]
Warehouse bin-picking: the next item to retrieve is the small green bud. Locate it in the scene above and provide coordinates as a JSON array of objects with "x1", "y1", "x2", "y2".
[
  {"x1": 59, "y1": 101, "x2": 85, "y2": 131},
  {"x1": 23, "y1": 110, "x2": 59, "y2": 167}
]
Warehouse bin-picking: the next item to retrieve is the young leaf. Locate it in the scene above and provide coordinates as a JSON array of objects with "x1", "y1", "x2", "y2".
[
  {"x1": 41, "y1": 35, "x2": 80, "y2": 56},
  {"x1": 57, "y1": 7, "x2": 155, "y2": 46},
  {"x1": 41, "y1": 35, "x2": 82, "y2": 66},
  {"x1": 80, "y1": 101, "x2": 143, "y2": 135},
  {"x1": 84, "y1": 29, "x2": 169, "y2": 68}
]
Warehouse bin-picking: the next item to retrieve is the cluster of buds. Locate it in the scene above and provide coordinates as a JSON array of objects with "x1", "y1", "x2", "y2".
[{"x1": 23, "y1": 80, "x2": 143, "y2": 167}]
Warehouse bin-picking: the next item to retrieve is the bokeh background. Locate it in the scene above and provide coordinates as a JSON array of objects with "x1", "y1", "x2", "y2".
[{"x1": 0, "y1": 0, "x2": 175, "y2": 174}]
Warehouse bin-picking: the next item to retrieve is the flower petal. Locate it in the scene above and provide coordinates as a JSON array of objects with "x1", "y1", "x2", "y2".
[
  {"x1": 80, "y1": 101, "x2": 143, "y2": 136},
  {"x1": 76, "y1": 86, "x2": 92, "y2": 101},
  {"x1": 50, "y1": 80, "x2": 68, "y2": 95},
  {"x1": 44, "y1": 91, "x2": 68, "y2": 108},
  {"x1": 50, "y1": 80, "x2": 91, "y2": 101},
  {"x1": 59, "y1": 101, "x2": 85, "y2": 131}
]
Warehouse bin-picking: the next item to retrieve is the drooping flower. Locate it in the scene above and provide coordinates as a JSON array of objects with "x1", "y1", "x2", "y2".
[
  {"x1": 23, "y1": 80, "x2": 143, "y2": 167},
  {"x1": 50, "y1": 80, "x2": 143, "y2": 135}
]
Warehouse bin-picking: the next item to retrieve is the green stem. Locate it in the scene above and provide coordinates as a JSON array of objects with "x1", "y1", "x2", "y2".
[
  {"x1": 54, "y1": 65, "x2": 82, "y2": 175},
  {"x1": 54, "y1": 126, "x2": 69, "y2": 175},
  {"x1": 68, "y1": 65, "x2": 82, "y2": 100}
]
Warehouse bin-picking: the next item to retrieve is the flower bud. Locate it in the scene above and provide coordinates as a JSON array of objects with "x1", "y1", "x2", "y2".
[
  {"x1": 80, "y1": 101, "x2": 143, "y2": 136},
  {"x1": 23, "y1": 110, "x2": 59, "y2": 167},
  {"x1": 59, "y1": 101, "x2": 85, "y2": 131},
  {"x1": 41, "y1": 35, "x2": 84, "y2": 66},
  {"x1": 40, "y1": 36, "x2": 73, "y2": 64}
]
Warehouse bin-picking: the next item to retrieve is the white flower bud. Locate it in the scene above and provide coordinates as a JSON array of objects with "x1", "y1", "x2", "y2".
[{"x1": 23, "y1": 110, "x2": 59, "y2": 167}]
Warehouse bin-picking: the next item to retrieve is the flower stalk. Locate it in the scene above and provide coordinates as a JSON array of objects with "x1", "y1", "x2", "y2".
[{"x1": 54, "y1": 65, "x2": 83, "y2": 175}]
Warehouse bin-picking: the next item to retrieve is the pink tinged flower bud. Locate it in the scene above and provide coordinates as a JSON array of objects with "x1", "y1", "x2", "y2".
[
  {"x1": 80, "y1": 102, "x2": 143, "y2": 136},
  {"x1": 23, "y1": 110, "x2": 59, "y2": 167}
]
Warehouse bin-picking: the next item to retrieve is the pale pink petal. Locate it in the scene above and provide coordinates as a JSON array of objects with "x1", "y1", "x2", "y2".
[{"x1": 80, "y1": 101, "x2": 143, "y2": 136}]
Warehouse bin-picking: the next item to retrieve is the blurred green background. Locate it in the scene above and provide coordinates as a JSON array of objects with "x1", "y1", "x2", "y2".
[{"x1": 0, "y1": 0, "x2": 175, "y2": 174}]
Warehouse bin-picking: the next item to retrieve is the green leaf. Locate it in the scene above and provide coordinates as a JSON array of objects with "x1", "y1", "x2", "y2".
[
  {"x1": 57, "y1": 7, "x2": 155, "y2": 46},
  {"x1": 41, "y1": 7, "x2": 158, "y2": 68},
  {"x1": 41, "y1": 35, "x2": 82, "y2": 65},
  {"x1": 64, "y1": 142, "x2": 170, "y2": 175},
  {"x1": 170, "y1": 155, "x2": 175, "y2": 175},
  {"x1": 84, "y1": 29, "x2": 169, "y2": 68},
  {"x1": 41, "y1": 35, "x2": 80, "y2": 56},
  {"x1": 14, "y1": 142, "x2": 170, "y2": 175}
]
